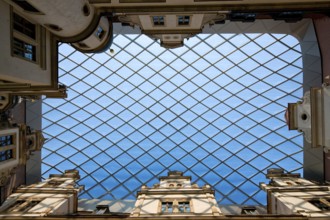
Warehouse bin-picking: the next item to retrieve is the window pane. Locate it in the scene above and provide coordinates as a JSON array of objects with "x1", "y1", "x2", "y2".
[
  {"x1": 13, "y1": 38, "x2": 36, "y2": 61},
  {"x1": 13, "y1": 13, "x2": 36, "y2": 39}
]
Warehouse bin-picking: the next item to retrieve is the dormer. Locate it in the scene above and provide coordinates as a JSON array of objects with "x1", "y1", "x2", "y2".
[
  {"x1": 260, "y1": 168, "x2": 330, "y2": 217},
  {"x1": 131, "y1": 171, "x2": 221, "y2": 217},
  {"x1": 261, "y1": 168, "x2": 316, "y2": 189},
  {"x1": 0, "y1": 170, "x2": 83, "y2": 217}
]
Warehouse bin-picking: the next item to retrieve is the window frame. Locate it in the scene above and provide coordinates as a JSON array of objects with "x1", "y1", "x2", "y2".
[
  {"x1": 95, "y1": 26, "x2": 106, "y2": 40},
  {"x1": 0, "y1": 134, "x2": 16, "y2": 163},
  {"x1": 11, "y1": 10, "x2": 42, "y2": 64},
  {"x1": 4, "y1": 199, "x2": 41, "y2": 213},
  {"x1": 159, "y1": 199, "x2": 192, "y2": 214},
  {"x1": 152, "y1": 16, "x2": 165, "y2": 26},
  {"x1": 308, "y1": 198, "x2": 330, "y2": 211},
  {"x1": 241, "y1": 206, "x2": 259, "y2": 215},
  {"x1": 0, "y1": 135, "x2": 14, "y2": 147},
  {"x1": 178, "y1": 201, "x2": 191, "y2": 213},
  {"x1": 177, "y1": 15, "x2": 190, "y2": 26},
  {"x1": 161, "y1": 201, "x2": 173, "y2": 213}
]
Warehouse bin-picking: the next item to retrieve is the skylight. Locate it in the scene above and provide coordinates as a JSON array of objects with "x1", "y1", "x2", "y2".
[{"x1": 42, "y1": 32, "x2": 303, "y2": 205}]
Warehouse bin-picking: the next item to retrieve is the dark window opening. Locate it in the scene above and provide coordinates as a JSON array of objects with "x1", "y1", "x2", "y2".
[
  {"x1": 13, "y1": 38, "x2": 36, "y2": 61},
  {"x1": 153, "y1": 16, "x2": 164, "y2": 26},
  {"x1": 13, "y1": 13, "x2": 36, "y2": 39},
  {"x1": 178, "y1": 202, "x2": 190, "y2": 213},
  {"x1": 5, "y1": 200, "x2": 41, "y2": 213},
  {"x1": 241, "y1": 206, "x2": 258, "y2": 215},
  {"x1": 161, "y1": 202, "x2": 173, "y2": 213},
  {"x1": 0, "y1": 135, "x2": 13, "y2": 146},
  {"x1": 95, "y1": 205, "x2": 110, "y2": 214},
  {"x1": 0, "y1": 150, "x2": 13, "y2": 162},
  {"x1": 0, "y1": 187, "x2": 5, "y2": 206},
  {"x1": 178, "y1": 16, "x2": 190, "y2": 25},
  {"x1": 309, "y1": 199, "x2": 330, "y2": 211},
  {"x1": 95, "y1": 26, "x2": 105, "y2": 40}
]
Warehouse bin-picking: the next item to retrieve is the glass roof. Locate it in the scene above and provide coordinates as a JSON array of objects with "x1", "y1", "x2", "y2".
[{"x1": 42, "y1": 32, "x2": 303, "y2": 205}]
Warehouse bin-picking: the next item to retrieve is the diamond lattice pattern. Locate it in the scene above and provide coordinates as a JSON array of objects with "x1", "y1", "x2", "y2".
[{"x1": 42, "y1": 33, "x2": 303, "y2": 205}]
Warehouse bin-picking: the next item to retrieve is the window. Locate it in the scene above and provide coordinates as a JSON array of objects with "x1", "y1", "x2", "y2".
[
  {"x1": 0, "y1": 135, "x2": 13, "y2": 146},
  {"x1": 152, "y1": 16, "x2": 165, "y2": 26},
  {"x1": 12, "y1": 12, "x2": 38, "y2": 62},
  {"x1": 95, "y1": 26, "x2": 105, "y2": 40},
  {"x1": 13, "y1": 13, "x2": 36, "y2": 39},
  {"x1": 5, "y1": 200, "x2": 41, "y2": 213},
  {"x1": 11, "y1": 0, "x2": 40, "y2": 13},
  {"x1": 241, "y1": 206, "x2": 258, "y2": 215},
  {"x1": 161, "y1": 202, "x2": 173, "y2": 213},
  {"x1": 309, "y1": 199, "x2": 330, "y2": 211},
  {"x1": 0, "y1": 150, "x2": 13, "y2": 162},
  {"x1": 178, "y1": 16, "x2": 190, "y2": 25},
  {"x1": 178, "y1": 202, "x2": 190, "y2": 213},
  {"x1": 13, "y1": 38, "x2": 36, "y2": 61},
  {"x1": 0, "y1": 134, "x2": 15, "y2": 162},
  {"x1": 95, "y1": 205, "x2": 110, "y2": 214},
  {"x1": 161, "y1": 201, "x2": 190, "y2": 213}
]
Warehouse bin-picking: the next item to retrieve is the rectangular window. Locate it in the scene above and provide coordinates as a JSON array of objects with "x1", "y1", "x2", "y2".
[
  {"x1": 152, "y1": 16, "x2": 165, "y2": 26},
  {"x1": 0, "y1": 150, "x2": 14, "y2": 162},
  {"x1": 241, "y1": 206, "x2": 258, "y2": 214},
  {"x1": 178, "y1": 16, "x2": 190, "y2": 25},
  {"x1": 95, "y1": 205, "x2": 110, "y2": 214},
  {"x1": 13, "y1": 13, "x2": 36, "y2": 39},
  {"x1": 5, "y1": 200, "x2": 41, "y2": 213},
  {"x1": 13, "y1": 38, "x2": 36, "y2": 61},
  {"x1": 161, "y1": 202, "x2": 173, "y2": 213},
  {"x1": 178, "y1": 202, "x2": 190, "y2": 213},
  {"x1": 12, "y1": 12, "x2": 39, "y2": 63},
  {"x1": 309, "y1": 199, "x2": 330, "y2": 211},
  {"x1": 0, "y1": 135, "x2": 13, "y2": 147}
]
